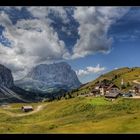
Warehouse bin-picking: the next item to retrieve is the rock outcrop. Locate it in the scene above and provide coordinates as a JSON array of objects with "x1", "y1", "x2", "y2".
[{"x1": 15, "y1": 62, "x2": 81, "y2": 93}]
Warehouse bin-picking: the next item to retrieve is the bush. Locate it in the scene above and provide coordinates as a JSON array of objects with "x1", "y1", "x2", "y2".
[
  {"x1": 42, "y1": 98, "x2": 50, "y2": 102},
  {"x1": 48, "y1": 124, "x2": 57, "y2": 130},
  {"x1": 127, "y1": 82, "x2": 130, "y2": 87},
  {"x1": 75, "y1": 103, "x2": 95, "y2": 112},
  {"x1": 121, "y1": 84, "x2": 126, "y2": 89}
]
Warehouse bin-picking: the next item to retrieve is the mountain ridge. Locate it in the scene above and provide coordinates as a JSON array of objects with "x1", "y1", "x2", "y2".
[{"x1": 15, "y1": 62, "x2": 81, "y2": 94}]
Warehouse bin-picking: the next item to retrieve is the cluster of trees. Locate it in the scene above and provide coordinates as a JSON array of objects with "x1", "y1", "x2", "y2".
[
  {"x1": 112, "y1": 75, "x2": 119, "y2": 81},
  {"x1": 42, "y1": 88, "x2": 81, "y2": 102},
  {"x1": 111, "y1": 74, "x2": 132, "y2": 90}
]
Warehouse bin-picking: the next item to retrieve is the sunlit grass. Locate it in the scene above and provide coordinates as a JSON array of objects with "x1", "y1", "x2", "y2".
[{"x1": 0, "y1": 97, "x2": 140, "y2": 133}]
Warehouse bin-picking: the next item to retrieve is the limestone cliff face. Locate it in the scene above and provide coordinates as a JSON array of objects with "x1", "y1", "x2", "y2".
[{"x1": 15, "y1": 62, "x2": 81, "y2": 93}]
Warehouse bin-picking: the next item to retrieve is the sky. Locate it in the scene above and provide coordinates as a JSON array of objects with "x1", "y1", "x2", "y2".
[{"x1": 0, "y1": 6, "x2": 140, "y2": 84}]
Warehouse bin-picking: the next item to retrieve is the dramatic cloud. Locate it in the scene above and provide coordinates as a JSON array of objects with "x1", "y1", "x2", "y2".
[
  {"x1": 76, "y1": 64, "x2": 105, "y2": 77},
  {"x1": 0, "y1": 7, "x2": 130, "y2": 80},
  {"x1": 27, "y1": 7, "x2": 70, "y2": 24},
  {"x1": 0, "y1": 10, "x2": 70, "y2": 80},
  {"x1": 72, "y1": 7, "x2": 130, "y2": 58}
]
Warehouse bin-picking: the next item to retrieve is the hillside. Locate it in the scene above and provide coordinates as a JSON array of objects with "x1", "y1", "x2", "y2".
[
  {"x1": 1, "y1": 97, "x2": 140, "y2": 133},
  {"x1": 70, "y1": 67, "x2": 140, "y2": 96}
]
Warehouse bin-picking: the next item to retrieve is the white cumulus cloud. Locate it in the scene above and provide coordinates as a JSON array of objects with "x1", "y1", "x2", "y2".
[
  {"x1": 27, "y1": 6, "x2": 70, "y2": 24},
  {"x1": 76, "y1": 64, "x2": 106, "y2": 77},
  {"x1": 72, "y1": 7, "x2": 130, "y2": 59}
]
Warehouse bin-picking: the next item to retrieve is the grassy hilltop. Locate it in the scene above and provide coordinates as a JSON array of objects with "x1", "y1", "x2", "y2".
[
  {"x1": 0, "y1": 97, "x2": 140, "y2": 133},
  {"x1": 70, "y1": 67, "x2": 140, "y2": 96}
]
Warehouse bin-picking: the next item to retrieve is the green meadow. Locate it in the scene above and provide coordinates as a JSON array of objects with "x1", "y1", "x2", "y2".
[{"x1": 0, "y1": 97, "x2": 140, "y2": 133}]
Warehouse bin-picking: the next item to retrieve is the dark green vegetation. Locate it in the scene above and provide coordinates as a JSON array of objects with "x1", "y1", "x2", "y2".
[{"x1": 0, "y1": 97, "x2": 140, "y2": 133}]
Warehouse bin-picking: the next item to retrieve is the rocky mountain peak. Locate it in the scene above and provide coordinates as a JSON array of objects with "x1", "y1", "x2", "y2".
[
  {"x1": 0, "y1": 64, "x2": 14, "y2": 88},
  {"x1": 15, "y1": 62, "x2": 81, "y2": 93}
]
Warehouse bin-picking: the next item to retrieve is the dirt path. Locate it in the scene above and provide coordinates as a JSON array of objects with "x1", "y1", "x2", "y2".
[
  {"x1": 1, "y1": 104, "x2": 46, "y2": 117},
  {"x1": 133, "y1": 80, "x2": 140, "y2": 85},
  {"x1": 131, "y1": 96, "x2": 140, "y2": 98},
  {"x1": 16, "y1": 105, "x2": 44, "y2": 117}
]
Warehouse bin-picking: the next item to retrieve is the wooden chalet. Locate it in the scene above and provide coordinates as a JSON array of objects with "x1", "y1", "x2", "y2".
[
  {"x1": 105, "y1": 92, "x2": 120, "y2": 98},
  {"x1": 106, "y1": 84, "x2": 119, "y2": 93},
  {"x1": 91, "y1": 89, "x2": 100, "y2": 95},
  {"x1": 94, "y1": 83, "x2": 109, "y2": 95},
  {"x1": 94, "y1": 79, "x2": 119, "y2": 96}
]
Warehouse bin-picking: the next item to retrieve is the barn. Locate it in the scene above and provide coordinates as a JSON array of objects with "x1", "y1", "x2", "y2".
[{"x1": 21, "y1": 106, "x2": 33, "y2": 112}]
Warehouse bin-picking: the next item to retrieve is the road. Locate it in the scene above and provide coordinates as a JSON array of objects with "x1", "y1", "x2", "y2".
[{"x1": 133, "y1": 80, "x2": 140, "y2": 85}]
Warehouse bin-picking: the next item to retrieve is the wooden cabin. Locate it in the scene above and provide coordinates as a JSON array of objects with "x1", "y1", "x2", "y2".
[
  {"x1": 106, "y1": 84, "x2": 119, "y2": 93},
  {"x1": 94, "y1": 81, "x2": 119, "y2": 96},
  {"x1": 91, "y1": 89, "x2": 100, "y2": 96},
  {"x1": 105, "y1": 92, "x2": 120, "y2": 99},
  {"x1": 21, "y1": 106, "x2": 33, "y2": 112},
  {"x1": 94, "y1": 84, "x2": 108, "y2": 96}
]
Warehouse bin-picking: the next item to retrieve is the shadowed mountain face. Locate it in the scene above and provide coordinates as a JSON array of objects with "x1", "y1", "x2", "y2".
[
  {"x1": 0, "y1": 63, "x2": 81, "y2": 104},
  {"x1": 15, "y1": 62, "x2": 81, "y2": 94},
  {"x1": 0, "y1": 64, "x2": 38, "y2": 104},
  {"x1": 0, "y1": 64, "x2": 14, "y2": 88}
]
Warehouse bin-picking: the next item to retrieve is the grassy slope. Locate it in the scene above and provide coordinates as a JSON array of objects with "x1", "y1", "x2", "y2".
[
  {"x1": 72, "y1": 67, "x2": 140, "y2": 95},
  {"x1": 1, "y1": 97, "x2": 140, "y2": 133}
]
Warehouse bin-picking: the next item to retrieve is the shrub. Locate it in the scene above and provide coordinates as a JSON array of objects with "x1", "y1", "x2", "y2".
[
  {"x1": 127, "y1": 82, "x2": 130, "y2": 87},
  {"x1": 121, "y1": 84, "x2": 126, "y2": 89},
  {"x1": 48, "y1": 124, "x2": 57, "y2": 130}
]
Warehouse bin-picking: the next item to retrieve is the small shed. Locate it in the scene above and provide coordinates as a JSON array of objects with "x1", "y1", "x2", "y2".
[
  {"x1": 21, "y1": 106, "x2": 33, "y2": 112},
  {"x1": 105, "y1": 92, "x2": 120, "y2": 98}
]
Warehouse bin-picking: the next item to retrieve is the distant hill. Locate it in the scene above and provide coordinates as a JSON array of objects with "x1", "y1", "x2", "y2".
[{"x1": 70, "y1": 67, "x2": 140, "y2": 96}]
